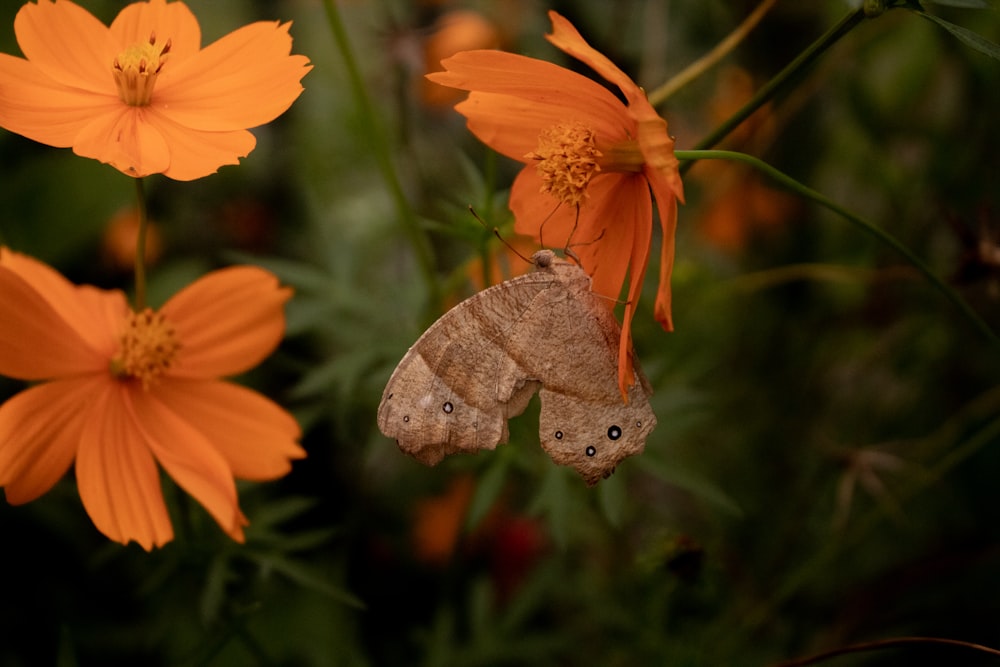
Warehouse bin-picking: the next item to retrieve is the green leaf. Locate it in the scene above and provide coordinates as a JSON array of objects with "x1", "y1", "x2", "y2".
[
  {"x1": 641, "y1": 458, "x2": 744, "y2": 517},
  {"x1": 597, "y1": 471, "x2": 627, "y2": 528},
  {"x1": 465, "y1": 457, "x2": 508, "y2": 530},
  {"x1": 914, "y1": 9, "x2": 1000, "y2": 60},
  {"x1": 249, "y1": 551, "x2": 365, "y2": 608}
]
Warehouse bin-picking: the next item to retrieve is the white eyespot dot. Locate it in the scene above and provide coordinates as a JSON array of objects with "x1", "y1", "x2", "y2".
[
  {"x1": 443, "y1": 401, "x2": 454, "y2": 414},
  {"x1": 607, "y1": 425, "x2": 622, "y2": 440},
  {"x1": 402, "y1": 415, "x2": 410, "y2": 423},
  {"x1": 554, "y1": 430, "x2": 563, "y2": 440},
  {"x1": 586, "y1": 446, "x2": 596, "y2": 457}
]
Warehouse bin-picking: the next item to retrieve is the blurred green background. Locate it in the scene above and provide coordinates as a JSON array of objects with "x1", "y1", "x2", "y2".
[{"x1": 1, "y1": 1, "x2": 999, "y2": 665}]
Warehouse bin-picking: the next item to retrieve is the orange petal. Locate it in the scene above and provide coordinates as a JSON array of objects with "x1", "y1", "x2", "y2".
[
  {"x1": 129, "y1": 384, "x2": 247, "y2": 543},
  {"x1": 13, "y1": 0, "x2": 116, "y2": 93},
  {"x1": 0, "y1": 248, "x2": 127, "y2": 357},
  {"x1": 618, "y1": 179, "x2": 655, "y2": 397},
  {"x1": 155, "y1": 21, "x2": 311, "y2": 132},
  {"x1": 73, "y1": 106, "x2": 171, "y2": 177},
  {"x1": 457, "y1": 90, "x2": 629, "y2": 164},
  {"x1": 0, "y1": 378, "x2": 98, "y2": 503},
  {"x1": 430, "y1": 50, "x2": 627, "y2": 128},
  {"x1": 109, "y1": 0, "x2": 202, "y2": 62},
  {"x1": 153, "y1": 378, "x2": 304, "y2": 481},
  {"x1": 545, "y1": 11, "x2": 643, "y2": 107},
  {"x1": 142, "y1": 110, "x2": 257, "y2": 180},
  {"x1": 510, "y1": 168, "x2": 642, "y2": 303},
  {"x1": 648, "y1": 170, "x2": 681, "y2": 333},
  {"x1": 162, "y1": 266, "x2": 291, "y2": 379},
  {"x1": 75, "y1": 381, "x2": 174, "y2": 550},
  {"x1": 0, "y1": 54, "x2": 120, "y2": 148},
  {"x1": 634, "y1": 101, "x2": 685, "y2": 206},
  {"x1": 0, "y1": 256, "x2": 106, "y2": 379}
]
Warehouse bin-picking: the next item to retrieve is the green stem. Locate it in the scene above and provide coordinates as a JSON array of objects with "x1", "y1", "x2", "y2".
[
  {"x1": 648, "y1": 0, "x2": 778, "y2": 107},
  {"x1": 320, "y1": 0, "x2": 439, "y2": 307},
  {"x1": 682, "y1": 8, "x2": 867, "y2": 175},
  {"x1": 676, "y1": 149, "x2": 1000, "y2": 350},
  {"x1": 133, "y1": 176, "x2": 148, "y2": 310}
]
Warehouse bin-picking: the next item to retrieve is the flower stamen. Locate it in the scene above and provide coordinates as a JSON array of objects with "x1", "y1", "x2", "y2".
[
  {"x1": 526, "y1": 121, "x2": 602, "y2": 208},
  {"x1": 110, "y1": 308, "x2": 180, "y2": 389},
  {"x1": 112, "y1": 32, "x2": 171, "y2": 106}
]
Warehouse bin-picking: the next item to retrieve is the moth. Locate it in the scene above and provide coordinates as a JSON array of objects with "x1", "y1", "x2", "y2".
[{"x1": 377, "y1": 250, "x2": 655, "y2": 485}]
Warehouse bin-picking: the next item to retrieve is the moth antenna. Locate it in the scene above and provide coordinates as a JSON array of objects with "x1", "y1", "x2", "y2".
[{"x1": 468, "y1": 206, "x2": 534, "y2": 265}]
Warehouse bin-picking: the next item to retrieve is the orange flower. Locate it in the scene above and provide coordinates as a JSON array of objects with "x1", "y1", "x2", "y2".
[
  {"x1": 426, "y1": 10, "x2": 684, "y2": 395},
  {"x1": 0, "y1": 0, "x2": 311, "y2": 180},
  {"x1": 421, "y1": 10, "x2": 501, "y2": 108},
  {"x1": 0, "y1": 248, "x2": 305, "y2": 549}
]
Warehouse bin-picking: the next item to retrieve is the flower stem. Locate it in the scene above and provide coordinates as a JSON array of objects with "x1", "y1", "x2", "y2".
[
  {"x1": 647, "y1": 0, "x2": 778, "y2": 107},
  {"x1": 681, "y1": 7, "x2": 867, "y2": 175},
  {"x1": 320, "y1": 0, "x2": 440, "y2": 307},
  {"x1": 133, "y1": 176, "x2": 149, "y2": 311},
  {"x1": 676, "y1": 149, "x2": 1000, "y2": 350}
]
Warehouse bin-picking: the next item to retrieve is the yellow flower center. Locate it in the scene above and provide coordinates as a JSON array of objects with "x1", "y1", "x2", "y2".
[
  {"x1": 110, "y1": 308, "x2": 180, "y2": 389},
  {"x1": 112, "y1": 33, "x2": 171, "y2": 106},
  {"x1": 526, "y1": 122, "x2": 603, "y2": 207}
]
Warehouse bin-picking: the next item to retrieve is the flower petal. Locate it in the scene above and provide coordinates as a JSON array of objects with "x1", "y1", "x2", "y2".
[
  {"x1": 109, "y1": 0, "x2": 202, "y2": 62},
  {"x1": 0, "y1": 248, "x2": 126, "y2": 357},
  {"x1": 634, "y1": 101, "x2": 685, "y2": 206},
  {"x1": 0, "y1": 55, "x2": 120, "y2": 148},
  {"x1": 456, "y1": 90, "x2": 629, "y2": 164},
  {"x1": 511, "y1": 169, "x2": 641, "y2": 301},
  {"x1": 154, "y1": 378, "x2": 304, "y2": 481},
  {"x1": 129, "y1": 383, "x2": 247, "y2": 542},
  {"x1": 162, "y1": 266, "x2": 291, "y2": 378},
  {"x1": 0, "y1": 253, "x2": 107, "y2": 379},
  {"x1": 155, "y1": 21, "x2": 311, "y2": 132},
  {"x1": 0, "y1": 378, "x2": 97, "y2": 503},
  {"x1": 73, "y1": 106, "x2": 171, "y2": 178},
  {"x1": 142, "y1": 110, "x2": 257, "y2": 180},
  {"x1": 649, "y1": 169, "x2": 681, "y2": 333},
  {"x1": 13, "y1": 0, "x2": 116, "y2": 94},
  {"x1": 430, "y1": 49, "x2": 627, "y2": 131},
  {"x1": 76, "y1": 381, "x2": 174, "y2": 550},
  {"x1": 618, "y1": 179, "x2": 655, "y2": 397},
  {"x1": 545, "y1": 11, "x2": 643, "y2": 107}
]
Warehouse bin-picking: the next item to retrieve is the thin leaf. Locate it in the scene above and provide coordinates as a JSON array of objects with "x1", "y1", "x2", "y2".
[
  {"x1": 597, "y1": 471, "x2": 627, "y2": 528},
  {"x1": 250, "y1": 552, "x2": 365, "y2": 608},
  {"x1": 465, "y1": 457, "x2": 508, "y2": 530},
  {"x1": 914, "y1": 10, "x2": 1000, "y2": 60},
  {"x1": 641, "y1": 458, "x2": 744, "y2": 517}
]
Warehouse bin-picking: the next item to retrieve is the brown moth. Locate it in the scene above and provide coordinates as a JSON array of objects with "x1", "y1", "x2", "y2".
[{"x1": 377, "y1": 250, "x2": 656, "y2": 485}]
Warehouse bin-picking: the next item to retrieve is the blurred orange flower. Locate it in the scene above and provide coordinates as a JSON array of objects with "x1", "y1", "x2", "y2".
[
  {"x1": 427, "y1": 10, "x2": 684, "y2": 395},
  {"x1": 0, "y1": 248, "x2": 305, "y2": 549},
  {"x1": 421, "y1": 10, "x2": 501, "y2": 108},
  {"x1": 411, "y1": 474, "x2": 475, "y2": 566},
  {"x1": 0, "y1": 0, "x2": 311, "y2": 180},
  {"x1": 102, "y1": 205, "x2": 163, "y2": 272}
]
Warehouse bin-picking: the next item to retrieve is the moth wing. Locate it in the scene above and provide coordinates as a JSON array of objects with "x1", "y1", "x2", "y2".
[
  {"x1": 499, "y1": 266, "x2": 657, "y2": 483},
  {"x1": 377, "y1": 271, "x2": 556, "y2": 464},
  {"x1": 538, "y1": 381, "x2": 656, "y2": 485}
]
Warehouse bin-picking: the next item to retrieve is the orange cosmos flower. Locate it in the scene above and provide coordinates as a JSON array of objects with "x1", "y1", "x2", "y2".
[
  {"x1": 427, "y1": 10, "x2": 685, "y2": 395},
  {"x1": 0, "y1": 248, "x2": 305, "y2": 549},
  {"x1": 0, "y1": 0, "x2": 311, "y2": 180}
]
